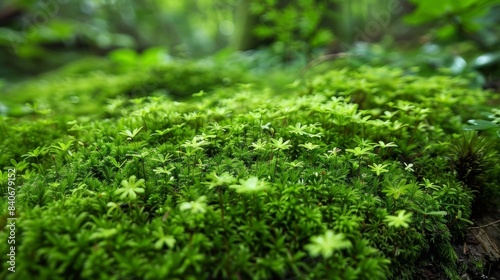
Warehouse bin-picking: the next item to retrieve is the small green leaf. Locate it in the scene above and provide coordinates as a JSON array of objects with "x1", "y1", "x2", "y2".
[
  {"x1": 179, "y1": 196, "x2": 208, "y2": 214},
  {"x1": 305, "y1": 230, "x2": 352, "y2": 259},
  {"x1": 384, "y1": 210, "x2": 412, "y2": 228},
  {"x1": 114, "y1": 175, "x2": 145, "y2": 201},
  {"x1": 425, "y1": 211, "x2": 447, "y2": 216},
  {"x1": 229, "y1": 176, "x2": 270, "y2": 193},
  {"x1": 464, "y1": 120, "x2": 499, "y2": 130}
]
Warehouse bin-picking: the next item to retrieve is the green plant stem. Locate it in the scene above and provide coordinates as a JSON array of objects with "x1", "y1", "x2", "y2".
[
  {"x1": 52, "y1": 155, "x2": 59, "y2": 178},
  {"x1": 218, "y1": 188, "x2": 225, "y2": 222}
]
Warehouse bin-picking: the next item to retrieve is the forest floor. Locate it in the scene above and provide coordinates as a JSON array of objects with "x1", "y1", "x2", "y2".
[{"x1": 419, "y1": 203, "x2": 500, "y2": 280}]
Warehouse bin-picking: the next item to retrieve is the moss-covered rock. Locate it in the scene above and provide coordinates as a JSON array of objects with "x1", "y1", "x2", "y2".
[{"x1": 0, "y1": 60, "x2": 498, "y2": 280}]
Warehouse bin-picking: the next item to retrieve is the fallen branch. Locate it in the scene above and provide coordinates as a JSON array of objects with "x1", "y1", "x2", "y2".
[{"x1": 469, "y1": 219, "x2": 500, "y2": 229}]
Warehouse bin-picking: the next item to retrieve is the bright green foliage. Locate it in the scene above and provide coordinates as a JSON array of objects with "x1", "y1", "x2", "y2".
[
  {"x1": 0, "y1": 54, "x2": 246, "y2": 117},
  {"x1": 229, "y1": 176, "x2": 270, "y2": 193},
  {"x1": 270, "y1": 137, "x2": 292, "y2": 152},
  {"x1": 204, "y1": 172, "x2": 237, "y2": 189},
  {"x1": 251, "y1": 0, "x2": 335, "y2": 57},
  {"x1": 346, "y1": 146, "x2": 374, "y2": 157},
  {"x1": 385, "y1": 210, "x2": 412, "y2": 228},
  {"x1": 152, "y1": 226, "x2": 177, "y2": 250},
  {"x1": 114, "y1": 175, "x2": 146, "y2": 201},
  {"x1": 305, "y1": 230, "x2": 352, "y2": 258},
  {"x1": 118, "y1": 126, "x2": 143, "y2": 141},
  {"x1": 179, "y1": 196, "x2": 208, "y2": 214},
  {"x1": 449, "y1": 131, "x2": 500, "y2": 209},
  {"x1": 369, "y1": 163, "x2": 390, "y2": 176},
  {"x1": 406, "y1": 0, "x2": 500, "y2": 46},
  {"x1": 299, "y1": 142, "x2": 321, "y2": 151},
  {"x1": 0, "y1": 60, "x2": 498, "y2": 280}
]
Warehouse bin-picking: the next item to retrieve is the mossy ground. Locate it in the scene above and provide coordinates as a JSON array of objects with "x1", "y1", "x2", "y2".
[{"x1": 1, "y1": 54, "x2": 499, "y2": 279}]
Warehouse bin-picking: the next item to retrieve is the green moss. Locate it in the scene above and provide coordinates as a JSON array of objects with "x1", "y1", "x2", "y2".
[
  {"x1": 1, "y1": 56, "x2": 247, "y2": 117},
  {"x1": 0, "y1": 59, "x2": 498, "y2": 279}
]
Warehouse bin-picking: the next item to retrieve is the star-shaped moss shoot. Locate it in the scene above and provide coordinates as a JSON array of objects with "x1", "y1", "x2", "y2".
[
  {"x1": 204, "y1": 172, "x2": 237, "y2": 189},
  {"x1": 305, "y1": 230, "x2": 352, "y2": 259},
  {"x1": 299, "y1": 142, "x2": 320, "y2": 151},
  {"x1": 270, "y1": 137, "x2": 292, "y2": 152},
  {"x1": 152, "y1": 227, "x2": 176, "y2": 250},
  {"x1": 368, "y1": 163, "x2": 389, "y2": 176},
  {"x1": 384, "y1": 210, "x2": 412, "y2": 228},
  {"x1": 114, "y1": 175, "x2": 145, "y2": 201},
  {"x1": 179, "y1": 196, "x2": 208, "y2": 214},
  {"x1": 229, "y1": 176, "x2": 270, "y2": 193}
]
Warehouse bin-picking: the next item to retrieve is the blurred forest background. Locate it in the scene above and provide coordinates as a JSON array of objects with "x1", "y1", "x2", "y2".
[{"x1": 0, "y1": 0, "x2": 499, "y2": 89}]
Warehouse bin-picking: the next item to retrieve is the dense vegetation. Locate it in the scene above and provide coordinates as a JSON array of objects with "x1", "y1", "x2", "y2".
[
  {"x1": 1, "y1": 50, "x2": 499, "y2": 279},
  {"x1": 1, "y1": 0, "x2": 500, "y2": 279}
]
